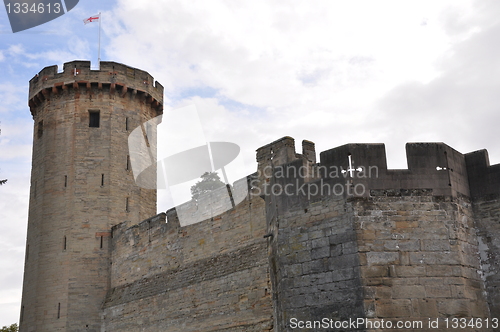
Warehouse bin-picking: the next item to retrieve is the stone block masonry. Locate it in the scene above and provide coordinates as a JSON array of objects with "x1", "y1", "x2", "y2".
[
  {"x1": 20, "y1": 59, "x2": 500, "y2": 332},
  {"x1": 472, "y1": 193, "x2": 500, "y2": 318},
  {"x1": 354, "y1": 192, "x2": 489, "y2": 324},
  {"x1": 257, "y1": 136, "x2": 499, "y2": 331},
  {"x1": 102, "y1": 135, "x2": 500, "y2": 331},
  {"x1": 102, "y1": 184, "x2": 274, "y2": 331},
  {"x1": 20, "y1": 61, "x2": 162, "y2": 332}
]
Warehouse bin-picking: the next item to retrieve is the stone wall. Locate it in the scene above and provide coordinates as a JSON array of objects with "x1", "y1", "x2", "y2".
[
  {"x1": 354, "y1": 191, "x2": 489, "y2": 329},
  {"x1": 257, "y1": 137, "x2": 497, "y2": 331},
  {"x1": 268, "y1": 192, "x2": 365, "y2": 330},
  {"x1": 101, "y1": 136, "x2": 500, "y2": 331},
  {"x1": 472, "y1": 195, "x2": 500, "y2": 318},
  {"x1": 102, "y1": 182, "x2": 274, "y2": 331},
  {"x1": 21, "y1": 61, "x2": 500, "y2": 332},
  {"x1": 466, "y1": 149, "x2": 500, "y2": 318}
]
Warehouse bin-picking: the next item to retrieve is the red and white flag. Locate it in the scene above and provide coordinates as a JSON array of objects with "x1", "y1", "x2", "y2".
[{"x1": 83, "y1": 14, "x2": 100, "y2": 25}]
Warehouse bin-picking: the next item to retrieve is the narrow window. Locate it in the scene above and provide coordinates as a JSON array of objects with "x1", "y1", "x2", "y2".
[
  {"x1": 37, "y1": 120, "x2": 43, "y2": 138},
  {"x1": 125, "y1": 197, "x2": 129, "y2": 212},
  {"x1": 101, "y1": 174, "x2": 104, "y2": 187},
  {"x1": 89, "y1": 110, "x2": 100, "y2": 128},
  {"x1": 64, "y1": 175, "x2": 67, "y2": 188},
  {"x1": 100, "y1": 236, "x2": 103, "y2": 249},
  {"x1": 145, "y1": 122, "x2": 152, "y2": 140},
  {"x1": 34, "y1": 181, "x2": 37, "y2": 197},
  {"x1": 63, "y1": 236, "x2": 67, "y2": 251},
  {"x1": 57, "y1": 303, "x2": 61, "y2": 319},
  {"x1": 20, "y1": 306, "x2": 24, "y2": 322},
  {"x1": 26, "y1": 244, "x2": 29, "y2": 260},
  {"x1": 125, "y1": 117, "x2": 129, "y2": 131},
  {"x1": 126, "y1": 155, "x2": 130, "y2": 171}
]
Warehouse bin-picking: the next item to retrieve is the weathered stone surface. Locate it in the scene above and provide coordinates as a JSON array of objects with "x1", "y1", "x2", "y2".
[
  {"x1": 20, "y1": 61, "x2": 162, "y2": 332},
  {"x1": 21, "y1": 60, "x2": 500, "y2": 332}
]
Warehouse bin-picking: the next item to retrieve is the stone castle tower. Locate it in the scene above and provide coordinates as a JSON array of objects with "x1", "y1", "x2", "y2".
[{"x1": 20, "y1": 61, "x2": 163, "y2": 332}]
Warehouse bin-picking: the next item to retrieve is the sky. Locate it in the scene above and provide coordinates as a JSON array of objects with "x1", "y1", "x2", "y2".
[{"x1": 1, "y1": 0, "x2": 500, "y2": 326}]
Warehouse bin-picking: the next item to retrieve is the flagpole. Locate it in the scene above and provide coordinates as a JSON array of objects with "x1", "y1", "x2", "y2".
[{"x1": 98, "y1": 12, "x2": 101, "y2": 69}]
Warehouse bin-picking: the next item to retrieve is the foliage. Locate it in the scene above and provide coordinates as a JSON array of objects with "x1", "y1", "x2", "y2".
[
  {"x1": 0, "y1": 323, "x2": 18, "y2": 332},
  {"x1": 190, "y1": 172, "x2": 226, "y2": 199}
]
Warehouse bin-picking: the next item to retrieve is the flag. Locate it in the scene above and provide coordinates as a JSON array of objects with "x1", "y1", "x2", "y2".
[{"x1": 83, "y1": 14, "x2": 100, "y2": 25}]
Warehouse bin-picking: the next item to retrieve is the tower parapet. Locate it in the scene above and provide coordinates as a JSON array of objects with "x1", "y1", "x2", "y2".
[{"x1": 28, "y1": 60, "x2": 163, "y2": 117}]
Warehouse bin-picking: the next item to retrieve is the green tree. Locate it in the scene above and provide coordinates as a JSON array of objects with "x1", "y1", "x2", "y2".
[
  {"x1": 0, "y1": 323, "x2": 18, "y2": 332},
  {"x1": 190, "y1": 172, "x2": 226, "y2": 199}
]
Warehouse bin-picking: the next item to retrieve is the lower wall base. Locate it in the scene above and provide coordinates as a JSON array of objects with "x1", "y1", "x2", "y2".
[{"x1": 102, "y1": 242, "x2": 273, "y2": 332}]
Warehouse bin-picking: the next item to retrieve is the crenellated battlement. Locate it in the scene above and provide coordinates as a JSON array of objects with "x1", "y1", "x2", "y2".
[
  {"x1": 28, "y1": 61, "x2": 163, "y2": 116},
  {"x1": 108, "y1": 182, "x2": 266, "y2": 291},
  {"x1": 466, "y1": 149, "x2": 500, "y2": 198},
  {"x1": 112, "y1": 137, "x2": 500, "y2": 258},
  {"x1": 256, "y1": 136, "x2": 500, "y2": 199},
  {"x1": 103, "y1": 136, "x2": 500, "y2": 330}
]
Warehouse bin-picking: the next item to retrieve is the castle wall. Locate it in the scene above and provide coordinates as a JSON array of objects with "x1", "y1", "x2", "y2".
[
  {"x1": 473, "y1": 195, "x2": 500, "y2": 318},
  {"x1": 102, "y1": 184, "x2": 274, "y2": 331},
  {"x1": 466, "y1": 150, "x2": 500, "y2": 318},
  {"x1": 21, "y1": 61, "x2": 500, "y2": 332},
  {"x1": 257, "y1": 137, "x2": 494, "y2": 331},
  {"x1": 353, "y1": 191, "x2": 489, "y2": 327},
  {"x1": 99, "y1": 136, "x2": 499, "y2": 331},
  {"x1": 267, "y1": 191, "x2": 365, "y2": 329}
]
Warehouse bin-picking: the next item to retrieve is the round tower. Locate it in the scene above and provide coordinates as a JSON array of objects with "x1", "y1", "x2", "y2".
[{"x1": 19, "y1": 61, "x2": 163, "y2": 332}]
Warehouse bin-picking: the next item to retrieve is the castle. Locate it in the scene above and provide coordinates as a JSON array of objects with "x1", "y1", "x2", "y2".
[{"x1": 19, "y1": 61, "x2": 500, "y2": 331}]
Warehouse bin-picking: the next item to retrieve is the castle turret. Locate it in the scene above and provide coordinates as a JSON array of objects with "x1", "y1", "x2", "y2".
[{"x1": 19, "y1": 61, "x2": 163, "y2": 332}]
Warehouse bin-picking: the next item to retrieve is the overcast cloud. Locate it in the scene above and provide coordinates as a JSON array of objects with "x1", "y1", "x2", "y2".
[{"x1": 1, "y1": 0, "x2": 499, "y2": 325}]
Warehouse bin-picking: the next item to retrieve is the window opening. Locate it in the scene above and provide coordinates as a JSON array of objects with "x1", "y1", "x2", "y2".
[
  {"x1": 89, "y1": 111, "x2": 100, "y2": 128},
  {"x1": 37, "y1": 120, "x2": 43, "y2": 138}
]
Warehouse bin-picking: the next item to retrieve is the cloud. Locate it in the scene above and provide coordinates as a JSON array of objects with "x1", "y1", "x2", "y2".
[
  {"x1": 106, "y1": 0, "x2": 455, "y2": 108},
  {"x1": 372, "y1": 2, "x2": 500, "y2": 166},
  {"x1": 0, "y1": 83, "x2": 25, "y2": 114},
  {"x1": 0, "y1": 171, "x2": 29, "y2": 327},
  {"x1": 3, "y1": 0, "x2": 500, "y2": 326},
  {"x1": 0, "y1": 36, "x2": 91, "y2": 73},
  {"x1": 102, "y1": 0, "x2": 500, "y2": 170}
]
